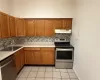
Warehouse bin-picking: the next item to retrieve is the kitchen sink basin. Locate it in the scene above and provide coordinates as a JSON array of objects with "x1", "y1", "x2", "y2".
[{"x1": 0, "y1": 46, "x2": 22, "y2": 51}]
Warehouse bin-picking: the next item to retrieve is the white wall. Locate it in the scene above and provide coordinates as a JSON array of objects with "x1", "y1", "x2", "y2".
[
  {"x1": 11, "y1": 0, "x2": 74, "y2": 18},
  {"x1": 71, "y1": 0, "x2": 100, "y2": 80},
  {"x1": 0, "y1": 0, "x2": 12, "y2": 14}
]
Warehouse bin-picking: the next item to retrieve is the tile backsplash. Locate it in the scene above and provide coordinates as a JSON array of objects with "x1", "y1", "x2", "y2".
[
  {"x1": 0, "y1": 33, "x2": 71, "y2": 49},
  {"x1": 0, "y1": 37, "x2": 16, "y2": 50},
  {"x1": 14, "y1": 36, "x2": 55, "y2": 44}
]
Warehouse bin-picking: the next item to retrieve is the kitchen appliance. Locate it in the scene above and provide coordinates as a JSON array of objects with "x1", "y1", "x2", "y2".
[
  {"x1": 0, "y1": 55, "x2": 17, "y2": 80},
  {"x1": 55, "y1": 29, "x2": 71, "y2": 34},
  {"x1": 55, "y1": 38, "x2": 74, "y2": 69}
]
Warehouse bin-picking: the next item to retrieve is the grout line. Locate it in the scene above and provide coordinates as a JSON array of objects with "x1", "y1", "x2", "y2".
[
  {"x1": 66, "y1": 69, "x2": 71, "y2": 80},
  {"x1": 36, "y1": 67, "x2": 39, "y2": 79},
  {"x1": 67, "y1": 71, "x2": 71, "y2": 80}
]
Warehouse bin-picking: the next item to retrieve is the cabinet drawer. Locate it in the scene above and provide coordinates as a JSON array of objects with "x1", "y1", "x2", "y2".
[
  {"x1": 41, "y1": 48, "x2": 54, "y2": 51},
  {"x1": 24, "y1": 47, "x2": 40, "y2": 51}
]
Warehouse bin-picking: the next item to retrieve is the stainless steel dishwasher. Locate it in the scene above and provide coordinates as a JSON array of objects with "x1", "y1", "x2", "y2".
[{"x1": 0, "y1": 55, "x2": 17, "y2": 80}]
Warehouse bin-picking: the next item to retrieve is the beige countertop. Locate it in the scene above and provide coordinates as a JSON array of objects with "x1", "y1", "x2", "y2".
[
  {"x1": 0, "y1": 42, "x2": 55, "y2": 62},
  {"x1": 15, "y1": 42, "x2": 55, "y2": 47},
  {"x1": 0, "y1": 47, "x2": 24, "y2": 62}
]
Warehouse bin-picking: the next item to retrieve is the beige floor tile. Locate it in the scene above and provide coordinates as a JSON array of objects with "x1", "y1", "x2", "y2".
[
  {"x1": 53, "y1": 67, "x2": 60, "y2": 72},
  {"x1": 45, "y1": 78, "x2": 52, "y2": 80},
  {"x1": 38, "y1": 67, "x2": 46, "y2": 72},
  {"x1": 62, "y1": 79, "x2": 70, "y2": 80},
  {"x1": 17, "y1": 71, "x2": 23, "y2": 78},
  {"x1": 17, "y1": 78, "x2": 27, "y2": 80},
  {"x1": 53, "y1": 72, "x2": 61, "y2": 78},
  {"x1": 67, "y1": 69, "x2": 74, "y2": 73},
  {"x1": 36, "y1": 78, "x2": 44, "y2": 80},
  {"x1": 22, "y1": 66, "x2": 32, "y2": 72},
  {"x1": 60, "y1": 69, "x2": 68, "y2": 72},
  {"x1": 71, "y1": 79, "x2": 79, "y2": 80},
  {"x1": 52, "y1": 78, "x2": 61, "y2": 80},
  {"x1": 20, "y1": 72, "x2": 30, "y2": 78},
  {"x1": 16, "y1": 66, "x2": 79, "y2": 80},
  {"x1": 31, "y1": 67, "x2": 39, "y2": 72},
  {"x1": 37, "y1": 72, "x2": 45, "y2": 78},
  {"x1": 27, "y1": 78, "x2": 36, "y2": 80},
  {"x1": 45, "y1": 72, "x2": 53, "y2": 78},
  {"x1": 28, "y1": 72, "x2": 37, "y2": 78},
  {"x1": 46, "y1": 67, "x2": 53, "y2": 72},
  {"x1": 69, "y1": 73, "x2": 78, "y2": 79},
  {"x1": 61, "y1": 72, "x2": 70, "y2": 79}
]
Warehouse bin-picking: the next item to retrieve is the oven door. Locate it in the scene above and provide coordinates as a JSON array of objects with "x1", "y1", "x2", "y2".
[{"x1": 56, "y1": 48, "x2": 73, "y2": 62}]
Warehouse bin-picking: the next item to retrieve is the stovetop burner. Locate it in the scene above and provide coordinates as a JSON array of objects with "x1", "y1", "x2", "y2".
[{"x1": 55, "y1": 42, "x2": 73, "y2": 48}]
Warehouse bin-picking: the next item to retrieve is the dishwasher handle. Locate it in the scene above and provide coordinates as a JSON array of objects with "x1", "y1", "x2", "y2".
[{"x1": 1, "y1": 60, "x2": 12, "y2": 68}]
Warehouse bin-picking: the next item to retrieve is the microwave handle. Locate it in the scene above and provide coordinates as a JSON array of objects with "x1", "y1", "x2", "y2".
[{"x1": 56, "y1": 48, "x2": 73, "y2": 51}]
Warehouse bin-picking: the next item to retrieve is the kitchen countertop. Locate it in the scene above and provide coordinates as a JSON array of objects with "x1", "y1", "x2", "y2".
[
  {"x1": 0, "y1": 42, "x2": 55, "y2": 62},
  {"x1": 0, "y1": 47, "x2": 24, "y2": 62},
  {"x1": 15, "y1": 42, "x2": 55, "y2": 47}
]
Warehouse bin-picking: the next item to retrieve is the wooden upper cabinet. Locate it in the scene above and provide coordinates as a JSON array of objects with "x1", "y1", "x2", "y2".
[
  {"x1": 53, "y1": 20, "x2": 63, "y2": 29},
  {"x1": 15, "y1": 18, "x2": 25, "y2": 36},
  {"x1": 25, "y1": 20, "x2": 35, "y2": 36},
  {"x1": 9, "y1": 16, "x2": 16, "y2": 37},
  {"x1": 44, "y1": 20, "x2": 54, "y2": 36},
  {"x1": 35, "y1": 20, "x2": 45, "y2": 36},
  {"x1": 0, "y1": 12, "x2": 10, "y2": 38},
  {"x1": 63, "y1": 19, "x2": 72, "y2": 29}
]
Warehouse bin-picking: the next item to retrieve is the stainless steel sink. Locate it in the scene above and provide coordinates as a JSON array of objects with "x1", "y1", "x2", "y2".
[{"x1": 1, "y1": 46, "x2": 22, "y2": 51}]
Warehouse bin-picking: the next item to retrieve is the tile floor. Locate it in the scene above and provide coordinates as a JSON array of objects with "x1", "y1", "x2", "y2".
[{"x1": 16, "y1": 66, "x2": 79, "y2": 80}]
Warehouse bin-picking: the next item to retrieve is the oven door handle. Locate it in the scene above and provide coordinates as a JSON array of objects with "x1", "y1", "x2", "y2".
[{"x1": 56, "y1": 48, "x2": 73, "y2": 51}]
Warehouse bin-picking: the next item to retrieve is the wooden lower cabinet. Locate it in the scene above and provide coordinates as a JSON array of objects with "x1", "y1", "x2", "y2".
[
  {"x1": 14, "y1": 49, "x2": 24, "y2": 73},
  {"x1": 24, "y1": 48, "x2": 41, "y2": 65},
  {"x1": 24, "y1": 47, "x2": 54, "y2": 65},
  {"x1": 34, "y1": 51, "x2": 42, "y2": 64},
  {"x1": 41, "y1": 48, "x2": 55, "y2": 65},
  {"x1": 24, "y1": 50, "x2": 35, "y2": 64}
]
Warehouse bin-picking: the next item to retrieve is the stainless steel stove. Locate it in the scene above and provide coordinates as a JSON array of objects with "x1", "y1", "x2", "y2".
[{"x1": 55, "y1": 39, "x2": 74, "y2": 69}]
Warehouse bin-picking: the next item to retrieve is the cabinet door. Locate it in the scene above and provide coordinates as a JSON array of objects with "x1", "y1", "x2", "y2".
[
  {"x1": 14, "y1": 51, "x2": 21, "y2": 73},
  {"x1": 25, "y1": 50, "x2": 35, "y2": 64},
  {"x1": 41, "y1": 48, "x2": 55, "y2": 65},
  {"x1": 15, "y1": 18, "x2": 25, "y2": 36},
  {"x1": 45, "y1": 20, "x2": 54, "y2": 36},
  {"x1": 34, "y1": 51, "x2": 42, "y2": 64},
  {"x1": 53, "y1": 20, "x2": 63, "y2": 29},
  {"x1": 63, "y1": 19, "x2": 72, "y2": 29},
  {"x1": 35, "y1": 20, "x2": 45, "y2": 36},
  {"x1": 9, "y1": 16, "x2": 16, "y2": 37},
  {"x1": 20, "y1": 49, "x2": 24, "y2": 68},
  {"x1": 25, "y1": 20, "x2": 35, "y2": 36},
  {"x1": 0, "y1": 12, "x2": 10, "y2": 38}
]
